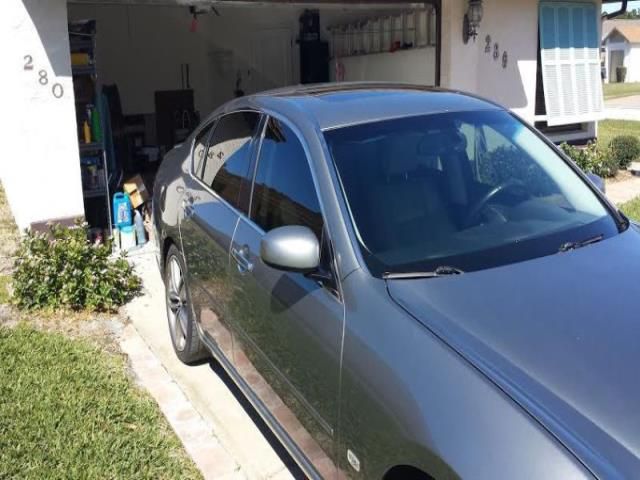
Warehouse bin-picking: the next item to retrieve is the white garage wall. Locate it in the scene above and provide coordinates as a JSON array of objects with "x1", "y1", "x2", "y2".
[
  {"x1": 0, "y1": 0, "x2": 84, "y2": 231},
  {"x1": 67, "y1": 4, "x2": 303, "y2": 116},
  {"x1": 330, "y1": 48, "x2": 436, "y2": 85},
  {"x1": 68, "y1": 5, "x2": 211, "y2": 115}
]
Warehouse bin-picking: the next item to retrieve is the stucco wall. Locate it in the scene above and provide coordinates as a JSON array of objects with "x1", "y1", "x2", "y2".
[
  {"x1": 441, "y1": 0, "x2": 540, "y2": 123},
  {"x1": 0, "y1": 0, "x2": 84, "y2": 231},
  {"x1": 626, "y1": 43, "x2": 640, "y2": 82}
]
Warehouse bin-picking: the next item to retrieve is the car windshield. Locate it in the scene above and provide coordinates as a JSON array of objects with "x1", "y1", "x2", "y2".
[{"x1": 324, "y1": 110, "x2": 620, "y2": 276}]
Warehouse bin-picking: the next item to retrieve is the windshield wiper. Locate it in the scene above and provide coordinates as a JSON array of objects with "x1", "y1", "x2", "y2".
[
  {"x1": 383, "y1": 266, "x2": 464, "y2": 280},
  {"x1": 558, "y1": 234, "x2": 604, "y2": 253}
]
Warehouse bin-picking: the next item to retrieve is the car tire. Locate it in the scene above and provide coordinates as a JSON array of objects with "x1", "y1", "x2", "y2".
[{"x1": 164, "y1": 244, "x2": 210, "y2": 364}]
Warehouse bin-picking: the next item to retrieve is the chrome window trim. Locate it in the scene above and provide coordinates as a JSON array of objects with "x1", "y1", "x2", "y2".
[
  {"x1": 189, "y1": 119, "x2": 217, "y2": 180},
  {"x1": 188, "y1": 109, "x2": 263, "y2": 218}
]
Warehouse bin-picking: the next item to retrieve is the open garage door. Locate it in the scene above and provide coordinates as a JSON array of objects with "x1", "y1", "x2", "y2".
[
  {"x1": 67, "y1": 1, "x2": 440, "y2": 118},
  {"x1": 65, "y1": 0, "x2": 439, "y2": 226}
]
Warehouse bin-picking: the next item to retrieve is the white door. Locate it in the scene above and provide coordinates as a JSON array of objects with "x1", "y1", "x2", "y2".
[
  {"x1": 249, "y1": 28, "x2": 293, "y2": 93},
  {"x1": 609, "y1": 50, "x2": 624, "y2": 83}
]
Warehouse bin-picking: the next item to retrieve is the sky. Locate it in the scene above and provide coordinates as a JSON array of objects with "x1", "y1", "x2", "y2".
[{"x1": 602, "y1": 1, "x2": 640, "y2": 13}]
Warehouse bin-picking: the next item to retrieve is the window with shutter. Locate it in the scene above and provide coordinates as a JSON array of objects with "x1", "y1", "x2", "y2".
[{"x1": 539, "y1": 2, "x2": 603, "y2": 126}]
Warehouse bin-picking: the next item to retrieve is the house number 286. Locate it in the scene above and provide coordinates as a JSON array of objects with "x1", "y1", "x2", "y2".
[{"x1": 24, "y1": 55, "x2": 64, "y2": 99}]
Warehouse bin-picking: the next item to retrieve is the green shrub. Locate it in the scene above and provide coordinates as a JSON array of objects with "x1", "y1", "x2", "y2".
[
  {"x1": 609, "y1": 135, "x2": 640, "y2": 168},
  {"x1": 12, "y1": 223, "x2": 141, "y2": 311},
  {"x1": 559, "y1": 141, "x2": 618, "y2": 178}
]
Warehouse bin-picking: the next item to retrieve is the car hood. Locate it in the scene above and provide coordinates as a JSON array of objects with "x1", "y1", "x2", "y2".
[{"x1": 387, "y1": 226, "x2": 640, "y2": 479}]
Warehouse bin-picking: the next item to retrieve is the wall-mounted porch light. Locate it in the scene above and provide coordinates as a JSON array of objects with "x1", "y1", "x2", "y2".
[{"x1": 463, "y1": 0, "x2": 484, "y2": 44}]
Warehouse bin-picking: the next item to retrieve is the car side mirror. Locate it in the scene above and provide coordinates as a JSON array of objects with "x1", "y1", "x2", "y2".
[
  {"x1": 260, "y1": 226, "x2": 320, "y2": 273},
  {"x1": 586, "y1": 172, "x2": 606, "y2": 194}
]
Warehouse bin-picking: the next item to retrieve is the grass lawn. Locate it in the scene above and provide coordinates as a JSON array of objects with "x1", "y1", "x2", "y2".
[
  {"x1": 598, "y1": 119, "x2": 640, "y2": 148},
  {"x1": 620, "y1": 196, "x2": 640, "y2": 222},
  {"x1": 0, "y1": 184, "x2": 18, "y2": 274},
  {"x1": 0, "y1": 275, "x2": 10, "y2": 304},
  {"x1": 0, "y1": 325, "x2": 202, "y2": 480},
  {"x1": 603, "y1": 82, "x2": 640, "y2": 100}
]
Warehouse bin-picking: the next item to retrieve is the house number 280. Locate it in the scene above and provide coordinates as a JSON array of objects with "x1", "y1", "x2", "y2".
[{"x1": 24, "y1": 54, "x2": 64, "y2": 99}]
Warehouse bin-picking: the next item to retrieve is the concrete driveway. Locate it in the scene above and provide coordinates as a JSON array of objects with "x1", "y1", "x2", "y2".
[
  {"x1": 123, "y1": 244, "x2": 301, "y2": 480},
  {"x1": 605, "y1": 95, "x2": 640, "y2": 120}
]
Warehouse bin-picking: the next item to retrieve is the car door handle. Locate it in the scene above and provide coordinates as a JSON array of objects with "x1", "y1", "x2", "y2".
[{"x1": 231, "y1": 245, "x2": 254, "y2": 273}]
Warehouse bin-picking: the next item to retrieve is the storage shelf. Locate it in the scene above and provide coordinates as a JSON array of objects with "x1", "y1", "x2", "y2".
[
  {"x1": 70, "y1": 21, "x2": 112, "y2": 237},
  {"x1": 70, "y1": 38, "x2": 94, "y2": 51},
  {"x1": 83, "y1": 187, "x2": 107, "y2": 199},
  {"x1": 79, "y1": 142, "x2": 104, "y2": 153},
  {"x1": 72, "y1": 65, "x2": 96, "y2": 76}
]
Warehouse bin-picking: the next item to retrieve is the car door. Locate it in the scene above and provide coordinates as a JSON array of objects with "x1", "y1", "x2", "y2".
[
  {"x1": 179, "y1": 111, "x2": 261, "y2": 360},
  {"x1": 227, "y1": 116, "x2": 344, "y2": 479}
]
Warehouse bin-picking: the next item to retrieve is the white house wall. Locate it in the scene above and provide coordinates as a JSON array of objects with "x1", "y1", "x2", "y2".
[
  {"x1": 443, "y1": 0, "x2": 542, "y2": 124},
  {"x1": 626, "y1": 42, "x2": 640, "y2": 82},
  {"x1": 442, "y1": 0, "x2": 601, "y2": 130},
  {"x1": 0, "y1": 0, "x2": 84, "y2": 231}
]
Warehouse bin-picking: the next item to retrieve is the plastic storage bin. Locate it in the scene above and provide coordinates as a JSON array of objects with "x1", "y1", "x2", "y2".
[{"x1": 113, "y1": 192, "x2": 132, "y2": 229}]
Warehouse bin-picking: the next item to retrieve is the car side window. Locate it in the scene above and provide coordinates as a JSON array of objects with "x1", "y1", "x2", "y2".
[
  {"x1": 251, "y1": 117, "x2": 323, "y2": 240},
  {"x1": 192, "y1": 122, "x2": 215, "y2": 179},
  {"x1": 200, "y1": 111, "x2": 260, "y2": 211}
]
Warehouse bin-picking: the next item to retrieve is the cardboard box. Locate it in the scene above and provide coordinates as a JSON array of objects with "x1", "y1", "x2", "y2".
[{"x1": 123, "y1": 174, "x2": 149, "y2": 208}]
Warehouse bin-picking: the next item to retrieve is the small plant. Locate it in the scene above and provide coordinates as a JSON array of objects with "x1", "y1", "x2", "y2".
[
  {"x1": 559, "y1": 141, "x2": 618, "y2": 178},
  {"x1": 12, "y1": 222, "x2": 141, "y2": 312},
  {"x1": 609, "y1": 135, "x2": 640, "y2": 168}
]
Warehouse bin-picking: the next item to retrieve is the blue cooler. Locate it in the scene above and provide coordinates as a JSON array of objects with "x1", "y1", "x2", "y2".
[{"x1": 113, "y1": 192, "x2": 133, "y2": 229}]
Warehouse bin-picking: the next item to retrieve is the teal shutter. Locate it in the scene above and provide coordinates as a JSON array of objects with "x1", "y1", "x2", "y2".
[{"x1": 539, "y1": 2, "x2": 603, "y2": 126}]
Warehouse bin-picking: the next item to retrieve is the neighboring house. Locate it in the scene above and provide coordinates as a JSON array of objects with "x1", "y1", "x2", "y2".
[
  {"x1": 0, "y1": 0, "x2": 618, "y2": 231},
  {"x1": 602, "y1": 19, "x2": 640, "y2": 83}
]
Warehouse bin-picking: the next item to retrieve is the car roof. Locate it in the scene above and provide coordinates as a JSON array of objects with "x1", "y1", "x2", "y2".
[{"x1": 234, "y1": 82, "x2": 504, "y2": 130}]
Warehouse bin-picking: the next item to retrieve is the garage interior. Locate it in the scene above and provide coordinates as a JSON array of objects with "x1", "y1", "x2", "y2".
[{"x1": 66, "y1": 1, "x2": 439, "y2": 239}]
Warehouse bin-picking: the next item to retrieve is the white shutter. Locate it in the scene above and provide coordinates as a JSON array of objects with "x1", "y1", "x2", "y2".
[{"x1": 539, "y1": 2, "x2": 604, "y2": 126}]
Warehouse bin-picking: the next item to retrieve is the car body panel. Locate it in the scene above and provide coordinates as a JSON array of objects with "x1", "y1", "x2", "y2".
[
  {"x1": 387, "y1": 226, "x2": 640, "y2": 479},
  {"x1": 228, "y1": 217, "x2": 344, "y2": 478},
  {"x1": 338, "y1": 269, "x2": 593, "y2": 479},
  {"x1": 179, "y1": 174, "x2": 239, "y2": 360}
]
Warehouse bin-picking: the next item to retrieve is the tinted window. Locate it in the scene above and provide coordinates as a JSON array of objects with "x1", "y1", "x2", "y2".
[
  {"x1": 325, "y1": 110, "x2": 618, "y2": 276},
  {"x1": 193, "y1": 123, "x2": 215, "y2": 179},
  {"x1": 201, "y1": 112, "x2": 260, "y2": 210},
  {"x1": 251, "y1": 118, "x2": 323, "y2": 239}
]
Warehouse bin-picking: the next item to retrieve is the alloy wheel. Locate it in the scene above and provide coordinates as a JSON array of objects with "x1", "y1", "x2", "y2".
[{"x1": 167, "y1": 256, "x2": 188, "y2": 352}]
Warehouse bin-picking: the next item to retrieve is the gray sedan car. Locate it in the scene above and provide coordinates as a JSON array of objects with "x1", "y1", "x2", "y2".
[{"x1": 152, "y1": 84, "x2": 639, "y2": 480}]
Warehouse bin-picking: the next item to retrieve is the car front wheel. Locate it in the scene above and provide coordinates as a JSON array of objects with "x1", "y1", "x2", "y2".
[{"x1": 165, "y1": 244, "x2": 210, "y2": 364}]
